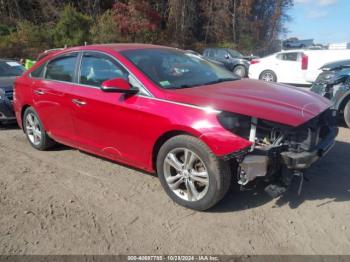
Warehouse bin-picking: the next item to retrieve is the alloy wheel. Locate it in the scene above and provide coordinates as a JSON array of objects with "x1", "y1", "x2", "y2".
[
  {"x1": 25, "y1": 113, "x2": 42, "y2": 146},
  {"x1": 262, "y1": 72, "x2": 274, "y2": 82},
  {"x1": 163, "y1": 148, "x2": 209, "y2": 202}
]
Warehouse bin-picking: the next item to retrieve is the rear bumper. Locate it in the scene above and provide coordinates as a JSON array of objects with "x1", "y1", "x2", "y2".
[
  {"x1": 280, "y1": 127, "x2": 338, "y2": 170},
  {"x1": 0, "y1": 98, "x2": 15, "y2": 121}
]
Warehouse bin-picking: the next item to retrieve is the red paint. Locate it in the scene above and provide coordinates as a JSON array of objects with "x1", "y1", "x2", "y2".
[
  {"x1": 101, "y1": 78, "x2": 131, "y2": 91},
  {"x1": 13, "y1": 44, "x2": 332, "y2": 173},
  {"x1": 250, "y1": 59, "x2": 260, "y2": 65},
  {"x1": 302, "y1": 54, "x2": 309, "y2": 70}
]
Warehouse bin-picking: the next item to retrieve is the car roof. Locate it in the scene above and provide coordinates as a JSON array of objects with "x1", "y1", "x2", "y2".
[
  {"x1": 279, "y1": 49, "x2": 305, "y2": 53},
  {"x1": 40, "y1": 44, "x2": 177, "y2": 62},
  {"x1": 63, "y1": 43, "x2": 172, "y2": 53}
]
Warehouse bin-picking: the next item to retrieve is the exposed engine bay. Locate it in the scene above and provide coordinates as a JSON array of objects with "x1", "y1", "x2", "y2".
[{"x1": 217, "y1": 109, "x2": 338, "y2": 196}]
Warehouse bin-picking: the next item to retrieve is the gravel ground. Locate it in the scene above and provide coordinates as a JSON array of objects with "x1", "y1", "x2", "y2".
[{"x1": 0, "y1": 124, "x2": 349, "y2": 255}]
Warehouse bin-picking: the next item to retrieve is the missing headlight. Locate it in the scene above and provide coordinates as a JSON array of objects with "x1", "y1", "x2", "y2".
[{"x1": 217, "y1": 112, "x2": 251, "y2": 138}]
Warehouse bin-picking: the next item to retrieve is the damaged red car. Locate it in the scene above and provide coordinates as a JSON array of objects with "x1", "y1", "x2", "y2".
[{"x1": 13, "y1": 44, "x2": 338, "y2": 210}]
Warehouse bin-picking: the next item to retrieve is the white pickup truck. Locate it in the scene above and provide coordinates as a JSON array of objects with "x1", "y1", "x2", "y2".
[{"x1": 248, "y1": 49, "x2": 350, "y2": 85}]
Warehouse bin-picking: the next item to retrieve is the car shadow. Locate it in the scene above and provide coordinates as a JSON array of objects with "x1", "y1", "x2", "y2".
[
  {"x1": 0, "y1": 122, "x2": 20, "y2": 130},
  {"x1": 211, "y1": 140, "x2": 350, "y2": 213}
]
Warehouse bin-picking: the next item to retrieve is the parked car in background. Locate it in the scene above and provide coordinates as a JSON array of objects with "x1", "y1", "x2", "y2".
[
  {"x1": 185, "y1": 50, "x2": 226, "y2": 68},
  {"x1": 14, "y1": 44, "x2": 337, "y2": 210},
  {"x1": 311, "y1": 60, "x2": 350, "y2": 128},
  {"x1": 202, "y1": 48, "x2": 251, "y2": 77},
  {"x1": 0, "y1": 59, "x2": 25, "y2": 124},
  {"x1": 249, "y1": 49, "x2": 350, "y2": 85},
  {"x1": 283, "y1": 38, "x2": 314, "y2": 49},
  {"x1": 328, "y1": 42, "x2": 350, "y2": 50}
]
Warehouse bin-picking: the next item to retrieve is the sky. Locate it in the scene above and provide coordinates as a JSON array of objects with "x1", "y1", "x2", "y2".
[{"x1": 286, "y1": 0, "x2": 350, "y2": 44}]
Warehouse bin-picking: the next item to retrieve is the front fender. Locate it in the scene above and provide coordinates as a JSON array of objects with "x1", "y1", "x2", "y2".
[{"x1": 170, "y1": 113, "x2": 252, "y2": 157}]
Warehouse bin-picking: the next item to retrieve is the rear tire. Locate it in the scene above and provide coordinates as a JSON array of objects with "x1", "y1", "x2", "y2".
[
  {"x1": 344, "y1": 100, "x2": 350, "y2": 128},
  {"x1": 233, "y1": 65, "x2": 246, "y2": 77},
  {"x1": 259, "y1": 70, "x2": 277, "y2": 82},
  {"x1": 156, "y1": 135, "x2": 231, "y2": 211},
  {"x1": 23, "y1": 107, "x2": 56, "y2": 150}
]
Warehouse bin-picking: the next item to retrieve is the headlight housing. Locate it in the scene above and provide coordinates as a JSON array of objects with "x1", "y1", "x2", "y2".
[{"x1": 217, "y1": 111, "x2": 251, "y2": 138}]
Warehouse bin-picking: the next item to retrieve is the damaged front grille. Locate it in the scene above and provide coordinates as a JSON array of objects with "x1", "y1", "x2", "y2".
[
  {"x1": 252, "y1": 109, "x2": 336, "y2": 153},
  {"x1": 235, "y1": 109, "x2": 337, "y2": 185},
  {"x1": 283, "y1": 109, "x2": 336, "y2": 153}
]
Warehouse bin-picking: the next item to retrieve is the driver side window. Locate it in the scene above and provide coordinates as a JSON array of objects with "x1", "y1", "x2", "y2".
[{"x1": 79, "y1": 53, "x2": 128, "y2": 87}]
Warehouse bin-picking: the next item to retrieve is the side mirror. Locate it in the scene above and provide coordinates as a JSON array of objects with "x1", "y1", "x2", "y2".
[
  {"x1": 101, "y1": 78, "x2": 138, "y2": 95},
  {"x1": 224, "y1": 54, "x2": 230, "y2": 59}
]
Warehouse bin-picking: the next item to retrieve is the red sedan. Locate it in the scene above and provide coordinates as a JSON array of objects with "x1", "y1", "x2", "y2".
[{"x1": 13, "y1": 44, "x2": 337, "y2": 210}]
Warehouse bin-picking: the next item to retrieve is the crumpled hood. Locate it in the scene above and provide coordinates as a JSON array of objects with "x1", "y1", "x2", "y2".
[
  {"x1": 164, "y1": 79, "x2": 332, "y2": 127},
  {"x1": 0, "y1": 77, "x2": 16, "y2": 91}
]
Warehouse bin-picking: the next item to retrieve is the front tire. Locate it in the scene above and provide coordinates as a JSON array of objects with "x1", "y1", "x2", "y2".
[
  {"x1": 23, "y1": 107, "x2": 56, "y2": 150},
  {"x1": 344, "y1": 100, "x2": 350, "y2": 128},
  {"x1": 156, "y1": 135, "x2": 231, "y2": 211}
]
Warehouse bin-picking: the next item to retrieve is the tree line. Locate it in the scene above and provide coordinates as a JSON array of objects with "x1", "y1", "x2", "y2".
[{"x1": 0, "y1": 0, "x2": 293, "y2": 59}]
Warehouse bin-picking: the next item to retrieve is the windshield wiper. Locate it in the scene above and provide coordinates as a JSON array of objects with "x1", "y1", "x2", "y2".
[
  {"x1": 167, "y1": 78, "x2": 238, "y2": 89},
  {"x1": 167, "y1": 84, "x2": 200, "y2": 89},
  {"x1": 202, "y1": 78, "x2": 238, "y2": 86}
]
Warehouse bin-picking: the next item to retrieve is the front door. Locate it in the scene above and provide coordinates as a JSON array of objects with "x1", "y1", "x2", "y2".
[{"x1": 68, "y1": 51, "x2": 145, "y2": 164}]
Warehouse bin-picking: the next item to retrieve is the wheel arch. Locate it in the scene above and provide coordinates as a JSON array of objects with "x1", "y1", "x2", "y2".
[
  {"x1": 152, "y1": 130, "x2": 195, "y2": 171},
  {"x1": 20, "y1": 104, "x2": 31, "y2": 130}
]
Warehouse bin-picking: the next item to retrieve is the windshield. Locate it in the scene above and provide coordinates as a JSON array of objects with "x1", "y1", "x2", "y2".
[
  {"x1": 227, "y1": 49, "x2": 243, "y2": 58},
  {"x1": 121, "y1": 48, "x2": 239, "y2": 89},
  {"x1": 0, "y1": 61, "x2": 25, "y2": 77}
]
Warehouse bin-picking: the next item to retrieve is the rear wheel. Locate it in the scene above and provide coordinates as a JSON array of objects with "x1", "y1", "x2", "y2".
[
  {"x1": 156, "y1": 135, "x2": 231, "y2": 211},
  {"x1": 259, "y1": 70, "x2": 277, "y2": 82},
  {"x1": 233, "y1": 65, "x2": 246, "y2": 77},
  {"x1": 23, "y1": 107, "x2": 56, "y2": 150},
  {"x1": 344, "y1": 100, "x2": 350, "y2": 128}
]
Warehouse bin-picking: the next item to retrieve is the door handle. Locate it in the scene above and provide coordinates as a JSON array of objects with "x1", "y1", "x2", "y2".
[
  {"x1": 72, "y1": 99, "x2": 87, "y2": 106},
  {"x1": 33, "y1": 89, "x2": 45, "y2": 95}
]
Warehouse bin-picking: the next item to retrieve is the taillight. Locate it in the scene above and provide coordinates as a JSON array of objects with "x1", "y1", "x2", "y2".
[
  {"x1": 250, "y1": 59, "x2": 260, "y2": 65},
  {"x1": 302, "y1": 54, "x2": 308, "y2": 70}
]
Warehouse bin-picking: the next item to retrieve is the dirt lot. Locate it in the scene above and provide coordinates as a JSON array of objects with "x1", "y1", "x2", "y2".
[{"x1": 0, "y1": 124, "x2": 349, "y2": 255}]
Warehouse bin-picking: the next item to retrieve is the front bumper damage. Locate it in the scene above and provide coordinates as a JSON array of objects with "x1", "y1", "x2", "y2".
[
  {"x1": 280, "y1": 126, "x2": 337, "y2": 170},
  {"x1": 226, "y1": 109, "x2": 338, "y2": 197}
]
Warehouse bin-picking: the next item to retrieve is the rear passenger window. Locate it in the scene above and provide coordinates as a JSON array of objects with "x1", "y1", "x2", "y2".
[
  {"x1": 79, "y1": 53, "x2": 127, "y2": 87},
  {"x1": 45, "y1": 54, "x2": 77, "y2": 82},
  {"x1": 276, "y1": 52, "x2": 299, "y2": 61}
]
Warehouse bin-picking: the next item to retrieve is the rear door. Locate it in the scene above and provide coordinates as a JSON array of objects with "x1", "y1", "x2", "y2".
[{"x1": 32, "y1": 53, "x2": 77, "y2": 144}]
